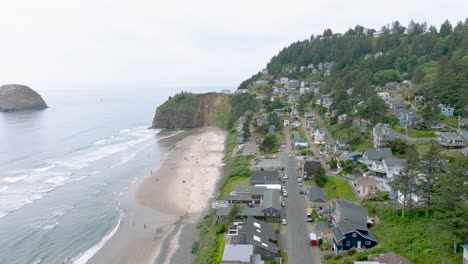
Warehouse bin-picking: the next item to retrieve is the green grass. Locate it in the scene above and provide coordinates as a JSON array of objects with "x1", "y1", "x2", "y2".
[
  {"x1": 415, "y1": 141, "x2": 432, "y2": 155},
  {"x1": 323, "y1": 176, "x2": 357, "y2": 201},
  {"x1": 394, "y1": 126, "x2": 435, "y2": 138},
  {"x1": 276, "y1": 131, "x2": 286, "y2": 144},
  {"x1": 215, "y1": 234, "x2": 225, "y2": 264},
  {"x1": 221, "y1": 176, "x2": 250, "y2": 196},
  {"x1": 364, "y1": 203, "x2": 462, "y2": 263},
  {"x1": 439, "y1": 115, "x2": 458, "y2": 128}
]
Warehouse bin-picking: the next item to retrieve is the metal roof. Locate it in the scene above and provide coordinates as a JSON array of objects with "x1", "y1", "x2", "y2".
[{"x1": 221, "y1": 244, "x2": 253, "y2": 262}]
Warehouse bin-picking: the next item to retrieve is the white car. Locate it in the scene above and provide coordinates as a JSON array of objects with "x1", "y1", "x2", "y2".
[
  {"x1": 282, "y1": 218, "x2": 287, "y2": 225},
  {"x1": 283, "y1": 174, "x2": 288, "y2": 179},
  {"x1": 288, "y1": 153, "x2": 293, "y2": 158},
  {"x1": 283, "y1": 191, "x2": 288, "y2": 197}
]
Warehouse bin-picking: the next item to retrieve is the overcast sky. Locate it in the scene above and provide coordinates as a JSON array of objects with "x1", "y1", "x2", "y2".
[{"x1": 0, "y1": 0, "x2": 467, "y2": 91}]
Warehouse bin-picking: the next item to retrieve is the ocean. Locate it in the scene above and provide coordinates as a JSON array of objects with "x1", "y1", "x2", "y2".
[{"x1": 0, "y1": 88, "x2": 185, "y2": 264}]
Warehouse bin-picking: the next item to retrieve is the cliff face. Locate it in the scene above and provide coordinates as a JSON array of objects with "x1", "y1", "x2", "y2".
[
  {"x1": 151, "y1": 93, "x2": 231, "y2": 129},
  {"x1": 0, "y1": 84, "x2": 48, "y2": 112}
]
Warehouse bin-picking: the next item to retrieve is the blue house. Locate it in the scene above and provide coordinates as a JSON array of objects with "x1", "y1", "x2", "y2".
[
  {"x1": 439, "y1": 104, "x2": 454, "y2": 117},
  {"x1": 331, "y1": 199, "x2": 377, "y2": 253}
]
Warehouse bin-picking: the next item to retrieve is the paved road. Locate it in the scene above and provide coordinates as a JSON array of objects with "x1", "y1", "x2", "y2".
[{"x1": 278, "y1": 152, "x2": 321, "y2": 264}]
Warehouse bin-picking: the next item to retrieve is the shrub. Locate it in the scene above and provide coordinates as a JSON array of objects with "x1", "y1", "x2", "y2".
[
  {"x1": 347, "y1": 248, "x2": 357, "y2": 256},
  {"x1": 215, "y1": 224, "x2": 225, "y2": 234},
  {"x1": 191, "y1": 242, "x2": 199, "y2": 254}
]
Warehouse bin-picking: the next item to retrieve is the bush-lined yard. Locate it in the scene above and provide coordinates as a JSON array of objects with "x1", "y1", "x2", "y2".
[{"x1": 322, "y1": 176, "x2": 357, "y2": 201}]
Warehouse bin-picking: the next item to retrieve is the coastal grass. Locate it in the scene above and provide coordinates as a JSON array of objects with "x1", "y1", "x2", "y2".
[
  {"x1": 323, "y1": 176, "x2": 357, "y2": 201},
  {"x1": 215, "y1": 234, "x2": 225, "y2": 264},
  {"x1": 363, "y1": 202, "x2": 462, "y2": 263},
  {"x1": 221, "y1": 176, "x2": 250, "y2": 196},
  {"x1": 439, "y1": 116, "x2": 458, "y2": 128}
]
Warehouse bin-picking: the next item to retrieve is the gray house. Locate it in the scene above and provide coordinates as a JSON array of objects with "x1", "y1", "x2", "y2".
[
  {"x1": 261, "y1": 190, "x2": 281, "y2": 222},
  {"x1": 250, "y1": 171, "x2": 281, "y2": 189},
  {"x1": 361, "y1": 148, "x2": 393, "y2": 166},
  {"x1": 221, "y1": 244, "x2": 254, "y2": 264},
  {"x1": 437, "y1": 132, "x2": 465, "y2": 148},
  {"x1": 373, "y1": 123, "x2": 396, "y2": 148},
  {"x1": 309, "y1": 185, "x2": 327, "y2": 208},
  {"x1": 242, "y1": 217, "x2": 277, "y2": 260}
]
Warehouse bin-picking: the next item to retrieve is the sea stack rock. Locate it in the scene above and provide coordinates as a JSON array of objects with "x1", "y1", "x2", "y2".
[{"x1": 0, "y1": 84, "x2": 48, "y2": 112}]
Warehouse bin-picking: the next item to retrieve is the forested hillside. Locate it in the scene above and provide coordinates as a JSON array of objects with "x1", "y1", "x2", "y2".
[{"x1": 240, "y1": 19, "x2": 468, "y2": 114}]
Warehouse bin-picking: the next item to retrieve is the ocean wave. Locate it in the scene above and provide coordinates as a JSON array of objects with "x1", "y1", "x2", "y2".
[
  {"x1": 0, "y1": 126, "x2": 158, "y2": 220},
  {"x1": 71, "y1": 210, "x2": 123, "y2": 264}
]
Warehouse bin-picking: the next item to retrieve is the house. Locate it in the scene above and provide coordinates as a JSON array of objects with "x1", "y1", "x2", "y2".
[
  {"x1": 377, "y1": 92, "x2": 390, "y2": 100},
  {"x1": 353, "y1": 177, "x2": 384, "y2": 198},
  {"x1": 294, "y1": 135, "x2": 309, "y2": 148},
  {"x1": 280, "y1": 77, "x2": 289, "y2": 85},
  {"x1": 387, "y1": 97, "x2": 407, "y2": 115},
  {"x1": 304, "y1": 112, "x2": 313, "y2": 118},
  {"x1": 309, "y1": 185, "x2": 327, "y2": 208},
  {"x1": 221, "y1": 244, "x2": 259, "y2": 264},
  {"x1": 237, "y1": 89, "x2": 249, "y2": 94},
  {"x1": 261, "y1": 190, "x2": 281, "y2": 222},
  {"x1": 397, "y1": 188, "x2": 423, "y2": 205},
  {"x1": 337, "y1": 114, "x2": 348, "y2": 123},
  {"x1": 398, "y1": 109, "x2": 423, "y2": 127},
  {"x1": 437, "y1": 132, "x2": 465, "y2": 148},
  {"x1": 320, "y1": 95, "x2": 333, "y2": 109},
  {"x1": 361, "y1": 148, "x2": 393, "y2": 166},
  {"x1": 274, "y1": 109, "x2": 286, "y2": 115},
  {"x1": 224, "y1": 185, "x2": 268, "y2": 205},
  {"x1": 373, "y1": 124, "x2": 397, "y2": 148},
  {"x1": 335, "y1": 138, "x2": 351, "y2": 151},
  {"x1": 331, "y1": 199, "x2": 377, "y2": 253},
  {"x1": 251, "y1": 159, "x2": 282, "y2": 172},
  {"x1": 303, "y1": 157, "x2": 322, "y2": 179},
  {"x1": 230, "y1": 217, "x2": 277, "y2": 260},
  {"x1": 381, "y1": 157, "x2": 404, "y2": 179},
  {"x1": 461, "y1": 147, "x2": 468, "y2": 156},
  {"x1": 218, "y1": 205, "x2": 264, "y2": 222},
  {"x1": 439, "y1": 104, "x2": 454, "y2": 117},
  {"x1": 283, "y1": 120, "x2": 289, "y2": 127},
  {"x1": 314, "y1": 129, "x2": 326, "y2": 144},
  {"x1": 459, "y1": 130, "x2": 468, "y2": 142},
  {"x1": 291, "y1": 121, "x2": 301, "y2": 127},
  {"x1": 250, "y1": 171, "x2": 281, "y2": 189}
]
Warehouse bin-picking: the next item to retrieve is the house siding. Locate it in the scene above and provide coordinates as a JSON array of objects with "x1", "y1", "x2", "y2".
[
  {"x1": 253, "y1": 245, "x2": 275, "y2": 260},
  {"x1": 333, "y1": 232, "x2": 376, "y2": 251}
]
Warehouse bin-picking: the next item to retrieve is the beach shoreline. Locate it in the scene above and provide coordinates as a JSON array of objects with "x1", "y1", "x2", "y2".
[{"x1": 88, "y1": 127, "x2": 226, "y2": 264}]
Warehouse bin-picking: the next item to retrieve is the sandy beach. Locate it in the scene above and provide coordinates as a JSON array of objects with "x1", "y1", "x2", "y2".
[{"x1": 88, "y1": 127, "x2": 226, "y2": 264}]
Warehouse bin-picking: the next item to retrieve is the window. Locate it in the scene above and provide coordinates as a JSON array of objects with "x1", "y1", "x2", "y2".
[
  {"x1": 352, "y1": 233, "x2": 356, "y2": 237},
  {"x1": 365, "y1": 241, "x2": 371, "y2": 246},
  {"x1": 346, "y1": 241, "x2": 350, "y2": 246}
]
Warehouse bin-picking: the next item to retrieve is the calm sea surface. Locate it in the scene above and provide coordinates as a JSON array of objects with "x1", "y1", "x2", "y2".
[{"x1": 0, "y1": 88, "x2": 182, "y2": 264}]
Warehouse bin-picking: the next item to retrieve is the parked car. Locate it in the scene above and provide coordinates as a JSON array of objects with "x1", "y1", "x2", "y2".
[
  {"x1": 297, "y1": 178, "x2": 302, "y2": 183},
  {"x1": 299, "y1": 182, "x2": 303, "y2": 187},
  {"x1": 281, "y1": 201, "x2": 286, "y2": 207},
  {"x1": 282, "y1": 218, "x2": 287, "y2": 225},
  {"x1": 283, "y1": 174, "x2": 288, "y2": 179},
  {"x1": 283, "y1": 191, "x2": 288, "y2": 197},
  {"x1": 299, "y1": 189, "x2": 304, "y2": 194},
  {"x1": 288, "y1": 153, "x2": 293, "y2": 158}
]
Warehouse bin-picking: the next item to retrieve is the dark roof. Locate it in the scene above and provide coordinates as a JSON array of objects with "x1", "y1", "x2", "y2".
[
  {"x1": 309, "y1": 185, "x2": 327, "y2": 203},
  {"x1": 244, "y1": 217, "x2": 277, "y2": 253},
  {"x1": 236, "y1": 185, "x2": 268, "y2": 196},
  {"x1": 251, "y1": 171, "x2": 281, "y2": 185},
  {"x1": 218, "y1": 205, "x2": 263, "y2": 217},
  {"x1": 364, "y1": 148, "x2": 393, "y2": 161},
  {"x1": 336, "y1": 138, "x2": 350, "y2": 145},
  {"x1": 224, "y1": 194, "x2": 253, "y2": 202},
  {"x1": 332, "y1": 199, "x2": 377, "y2": 242},
  {"x1": 261, "y1": 190, "x2": 280, "y2": 210},
  {"x1": 304, "y1": 158, "x2": 321, "y2": 176}
]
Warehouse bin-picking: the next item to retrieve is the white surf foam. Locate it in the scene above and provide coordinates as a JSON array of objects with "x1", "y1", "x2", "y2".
[{"x1": 71, "y1": 210, "x2": 123, "y2": 264}]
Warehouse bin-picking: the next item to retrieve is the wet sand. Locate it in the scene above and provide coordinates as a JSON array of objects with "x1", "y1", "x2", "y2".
[{"x1": 88, "y1": 127, "x2": 226, "y2": 264}]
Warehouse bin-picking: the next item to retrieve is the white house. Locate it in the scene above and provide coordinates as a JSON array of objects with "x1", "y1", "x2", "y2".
[
  {"x1": 283, "y1": 120, "x2": 290, "y2": 127},
  {"x1": 377, "y1": 92, "x2": 390, "y2": 100},
  {"x1": 314, "y1": 129, "x2": 326, "y2": 144}
]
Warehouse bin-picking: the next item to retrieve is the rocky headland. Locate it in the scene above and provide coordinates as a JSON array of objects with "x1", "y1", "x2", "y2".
[{"x1": 0, "y1": 84, "x2": 48, "y2": 112}]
